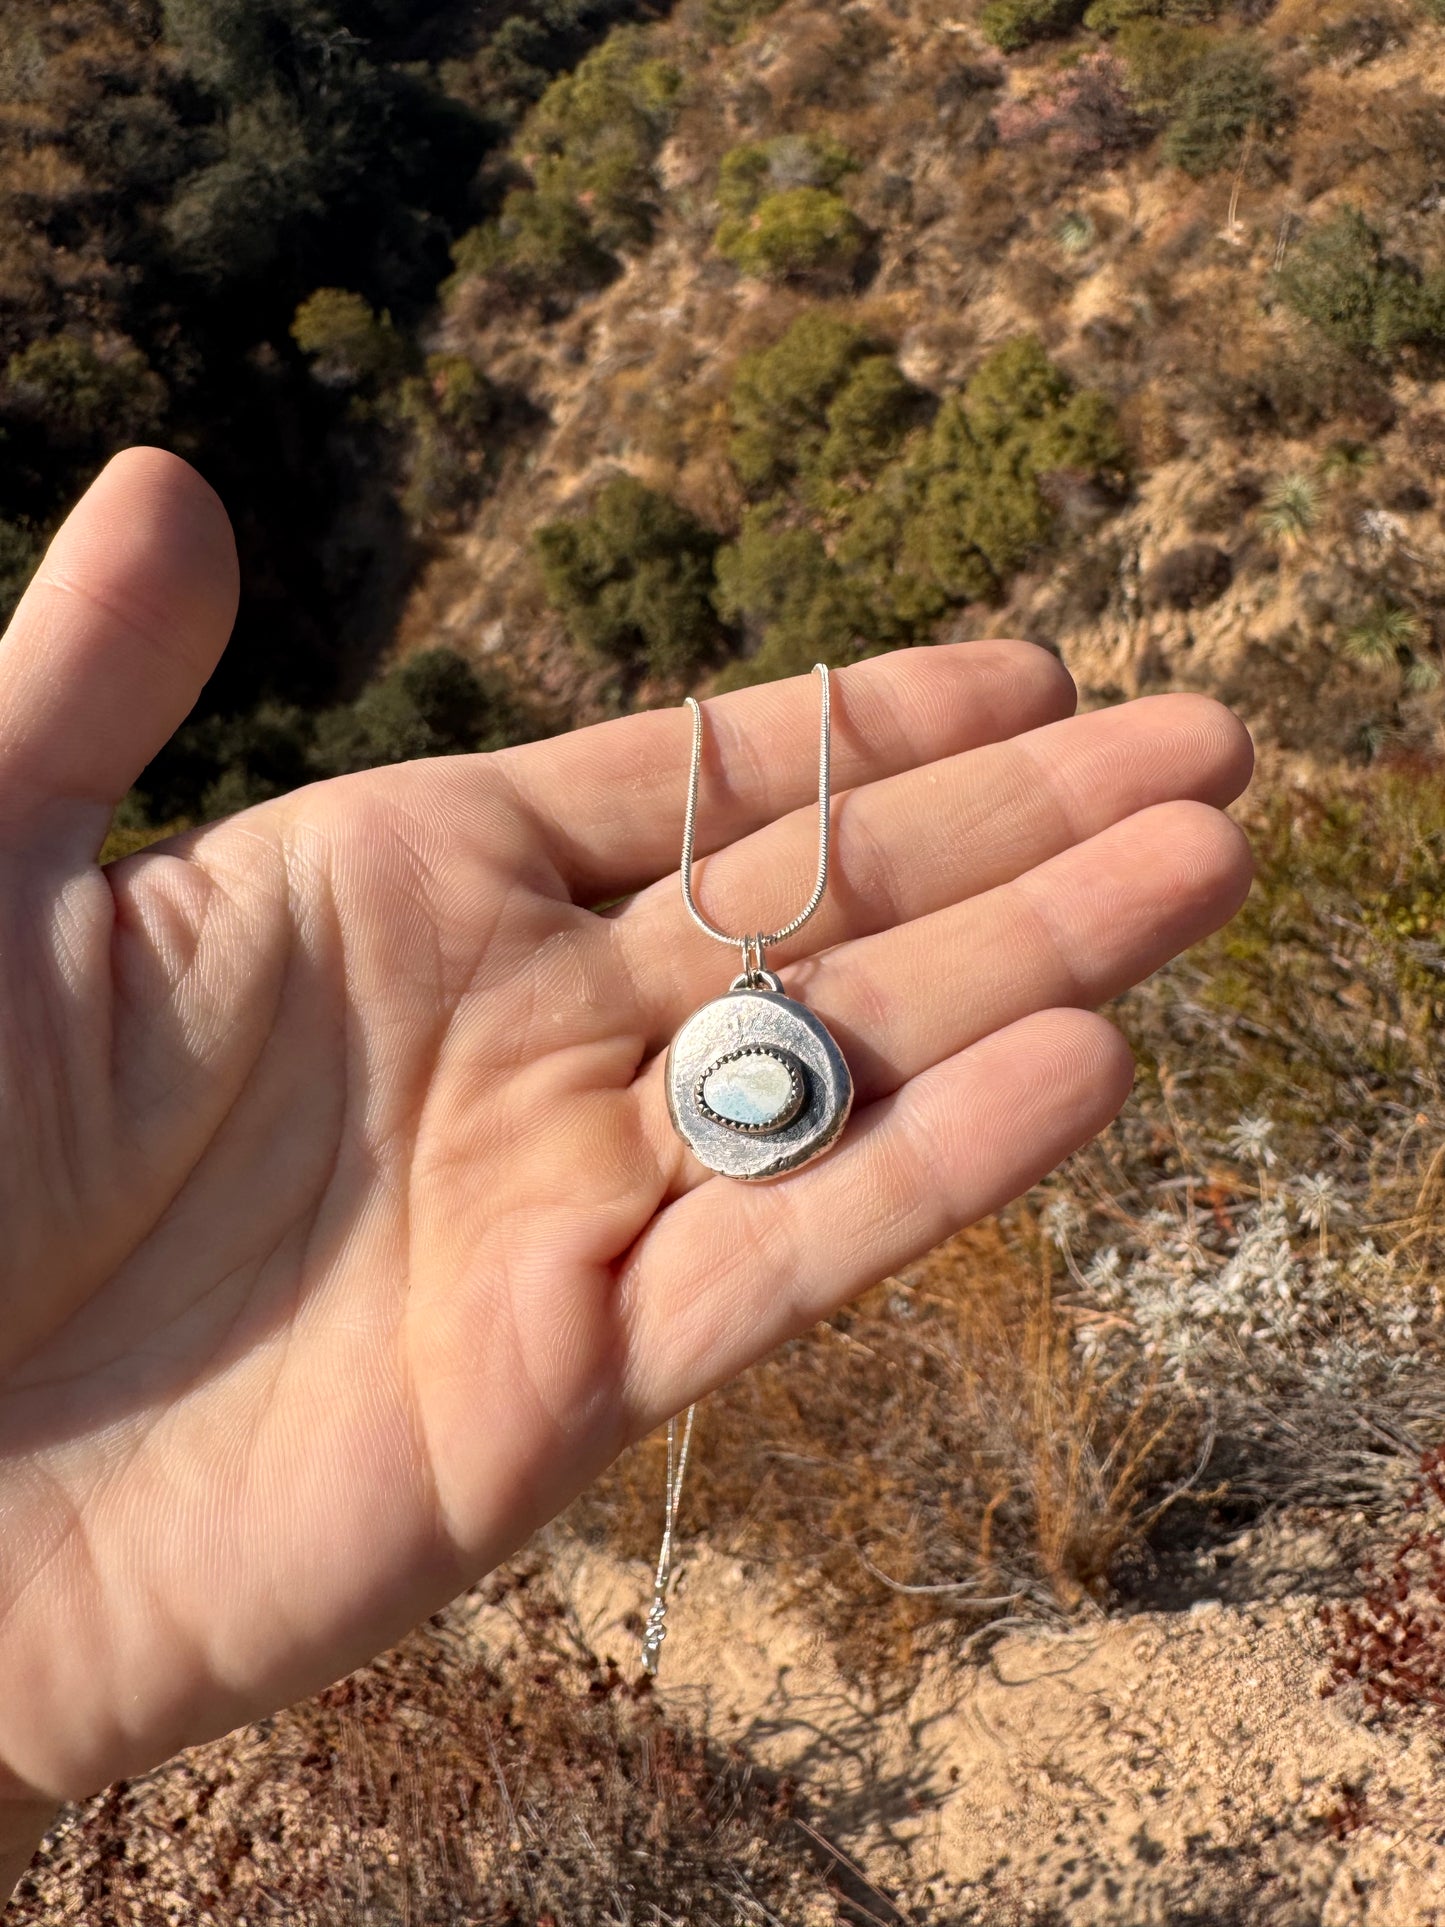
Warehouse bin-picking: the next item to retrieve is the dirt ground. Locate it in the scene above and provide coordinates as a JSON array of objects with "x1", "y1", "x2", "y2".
[{"x1": 511, "y1": 1530, "x2": 1445, "y2": 1927}]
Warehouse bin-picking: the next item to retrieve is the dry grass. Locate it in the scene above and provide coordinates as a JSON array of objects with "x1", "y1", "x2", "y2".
[
  {"x1": 10, "y1": 1572, "x2": 851, "y2": 1926},
  {"x1": 575, "y1": 761, "x2": 1445, "y2": 1680},
  {"x1": 572, "y1": 1218, "x2": 1178, "y2": 1688}
]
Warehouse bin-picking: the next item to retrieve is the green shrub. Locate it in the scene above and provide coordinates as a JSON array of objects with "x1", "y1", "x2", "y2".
[
  {"x1": 716, "y1": 134, "x2": 855, "y2": 217},
  {"x1": 725, "y1": 336, "x2": 1125, "y2": 672},
  {"x1": 700, "y1": 0, "x2": 786, "y2": 41},
  {"x1": 715, "y1": 187, "x2": 868, "y2": 284},
  {"x1": 2, "y1": 334, "x2": 166, "y2": 449},
  {"x1": 980, "y1": 0, "x2": 1090, "y2": 53},
  {"x1": 831, "y1": 460, "x2": 951, "y2": 638},
  {"x1": 449, "y1": 188, "x2": 615, "y2": 307},
  {"x1": 0, "y1": 518, "x2": 41, "y2": 631},
  {"x1": 1084, "y1": 0, "x2": 1221, "y2": 26},
  {"x1": 1162, "y1": 42, "x2": 1286, "y2": 175},
  {"x1": 520, "y1": 26, "x2": 680, "y2": 252},
  {"x1": 818, "y1": 355, "x2": 924, "y2": 484},
  {"x1": 312, "y1": 649, "x2": 518, "y2": 775},
  {"x1": 291, "y1": 289, "x2": 410, "y2": 391},
  {"x1": 448, "y1": 25, "x2": 678, "y2": 307},
  {"x1": 535, "y1": 476, "x2": 721, "y2": 679},
  {"x1": 395, "y1": 354, "x2": 497, "y2": 529},
  {"x1": 1278, "y1": 207, "x2": 1445, "y2": 366},
  {"x1": 728, "y1": 312, "x2": 911, "y2": 496},
  {"x1": 1113, "y1": 20, "x2": 1213, "y2": 107}
]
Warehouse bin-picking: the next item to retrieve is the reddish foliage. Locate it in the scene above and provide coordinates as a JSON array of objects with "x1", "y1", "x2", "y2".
[
  {"x1": 993, "y1": 54, "x2": 1147, "y2": 162},
  {"x1": 1320, "y1": 1445, "x2": 1445, "y2": 1718}
]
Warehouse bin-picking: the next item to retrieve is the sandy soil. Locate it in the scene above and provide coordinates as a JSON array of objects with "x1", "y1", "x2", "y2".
[{"x1": 501, "y1": 1535, "x2": 1445, "y2": 1926}]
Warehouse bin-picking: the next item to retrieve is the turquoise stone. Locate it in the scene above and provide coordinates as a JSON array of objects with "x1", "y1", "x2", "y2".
[{"x1": 700, "y1": 1050, "x2": 802, "y2": 1133}]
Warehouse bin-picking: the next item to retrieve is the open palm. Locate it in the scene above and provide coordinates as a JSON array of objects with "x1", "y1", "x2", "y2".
[{"x1": 0, "y1": 451, "x2": 1253, "y2": 1822}]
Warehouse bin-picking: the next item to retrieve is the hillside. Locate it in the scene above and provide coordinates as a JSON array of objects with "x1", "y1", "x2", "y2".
[
  {"x1": 403, "y1": 0, "x2": 1445, "y2": 767},
  {"x1": 5, "y1": 1, "x2": 1445, "y2": 1921}
]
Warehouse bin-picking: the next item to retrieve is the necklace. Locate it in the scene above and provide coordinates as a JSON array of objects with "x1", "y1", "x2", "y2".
[
  {"x1": 664, "y1": 662, "x2": 854, "y2": 1184},
  {"x1": 643, "y1": 665, "x2": 852, "y2": 1677}
]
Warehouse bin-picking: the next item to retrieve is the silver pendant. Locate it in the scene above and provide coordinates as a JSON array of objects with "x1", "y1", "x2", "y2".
[{"x1": 666, "y1": 968, "x2": 853, "y2": 1182}]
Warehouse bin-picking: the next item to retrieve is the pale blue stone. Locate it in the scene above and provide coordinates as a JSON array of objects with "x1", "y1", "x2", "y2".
[{"x1": 702, "y1": 1052, "x2": 799, "y2": 1130}]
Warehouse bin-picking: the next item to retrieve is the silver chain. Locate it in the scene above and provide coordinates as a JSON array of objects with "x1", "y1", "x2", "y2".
[
  {"x1": 681, "y1": 663, "x2": 832, "y2": 981},
  {"x1": 644, "y1": 665, "x2": 833, "y2": 1676},
  {"x1": 640, "y1": 1403, "x2": 696, "y2": 1676}
]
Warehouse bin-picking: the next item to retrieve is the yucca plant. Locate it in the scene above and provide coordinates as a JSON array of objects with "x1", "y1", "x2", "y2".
[
  {"x1": 1321, "y1": 439, "x2": 1380, "y2": 484},
  {"x1": 1055, "y1": 210, "x2": 1096, "y2": 256},
  {"x1": 1342, "y1": 603, "x2": 1424, "y2": 669},
  {"x1": 1259, "y1": 471, "x2": 1321, "y2": 546}
]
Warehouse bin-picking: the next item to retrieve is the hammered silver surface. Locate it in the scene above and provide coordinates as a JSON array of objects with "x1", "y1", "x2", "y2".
[{"x1": 666, "y1": 988, "x2": 853, "y2": 1181}]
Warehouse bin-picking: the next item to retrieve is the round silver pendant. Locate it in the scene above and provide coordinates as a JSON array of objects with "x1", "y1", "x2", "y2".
[{"x1": 666, "y1": 975, "x2": 853, "y2": 1182}]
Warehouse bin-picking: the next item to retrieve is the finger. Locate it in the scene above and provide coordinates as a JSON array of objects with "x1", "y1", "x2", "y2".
[
  {"x1": 788, "y1": 799, "x2": 1252, "y2": 1105},
  {"x1": 620, "y1": 1008, "x2": 1135, "y2": 1425},
  {"x1": 493, "y1": 640, "x2": 1076, "y2": 901},
  {"x1": 639, "y1": 800, "x2": 1248, "y2": 1197},
  {"x1": 617, "y1": 692, "x2": 1254, "y2": 1045},
  {"x1": 0, "y1": 448, "x2": 238, "y2": 848}
]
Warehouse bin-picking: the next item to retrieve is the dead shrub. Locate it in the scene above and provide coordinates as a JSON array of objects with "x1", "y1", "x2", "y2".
[
  {"x1": 1289, "y1": 80, "x2": 1445, "y2": 210},
  {"x1": 1191, "y1": 331, "x2": 1395, "y2": 441},
  {"x1": 1145, "y1": 541, "x2": 1233, "y2": 610},
  {"x1": 759, "y1": 9, "x2": 891, "y2": 115},
  {"x1": 993, "y1": 51, "x2": 1149, "y2": 164},
  {"x1": 10, "y1": 1578, "x2": 839, "y2": 1926},
  {"x1": 573, "y1": 1219, "x2": 1177, "y2": 1686},
  {"x1": 1055, "y1": 538, "x2": 1126, "y2": 623},
  {"x1": 1117, "y1": 385, "x2": 1185, "y2": 466},
  {"x1": 1188, "y1": 469, "x2": 1264, "y2": 534},
  {"x1": 1001, "y1": 251, "x2": 1072, "y2": 330},
  {"x1": 1403, "y1": 409, "x2": 1445, "y2": 465},
  {"x1": 934, "y1": 147, "x2": 1056, "y2": 265}
]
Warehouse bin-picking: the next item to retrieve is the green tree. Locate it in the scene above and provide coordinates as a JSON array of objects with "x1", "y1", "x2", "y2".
[
  {"x1": 448, "y1": 188, "x2": 615, "y2": 307},
  {"x1": 395, "y1": 354, "x2": 498, "y2": 529},
  {"x1": 535, "y1": 476, "x2": 721, "y2": 680},
  {"x1": 519, "y1": 26, "x2": 680, "y2": 251},
  {"x1": 448, "y1": 25, "x2": 679, "y2": 307},
  {"x1": 0, "y1": 520, "x2": 41, "y2": 632},
  {"x1": 1084, "y1": 0, "x2": 1221, "y2": 26},
  {"x1": 713, "y1": 518, "x2": 870, "y2": 682},
  {"x1": 818, "y1": 355, "x2": 923, "y2": 484},
  {"x1": 160, "y1": 0, "x2": 484, "y2": 296}
]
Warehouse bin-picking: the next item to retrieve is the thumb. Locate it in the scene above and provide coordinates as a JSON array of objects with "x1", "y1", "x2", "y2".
[{"x1": 0, "y1": 447, "x2": 239, "y2": 853}]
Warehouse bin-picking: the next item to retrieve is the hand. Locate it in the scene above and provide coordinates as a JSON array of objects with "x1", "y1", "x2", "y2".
[{"x1": 0, "y1": 451, "x2": 1252, "y2": 1848}]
